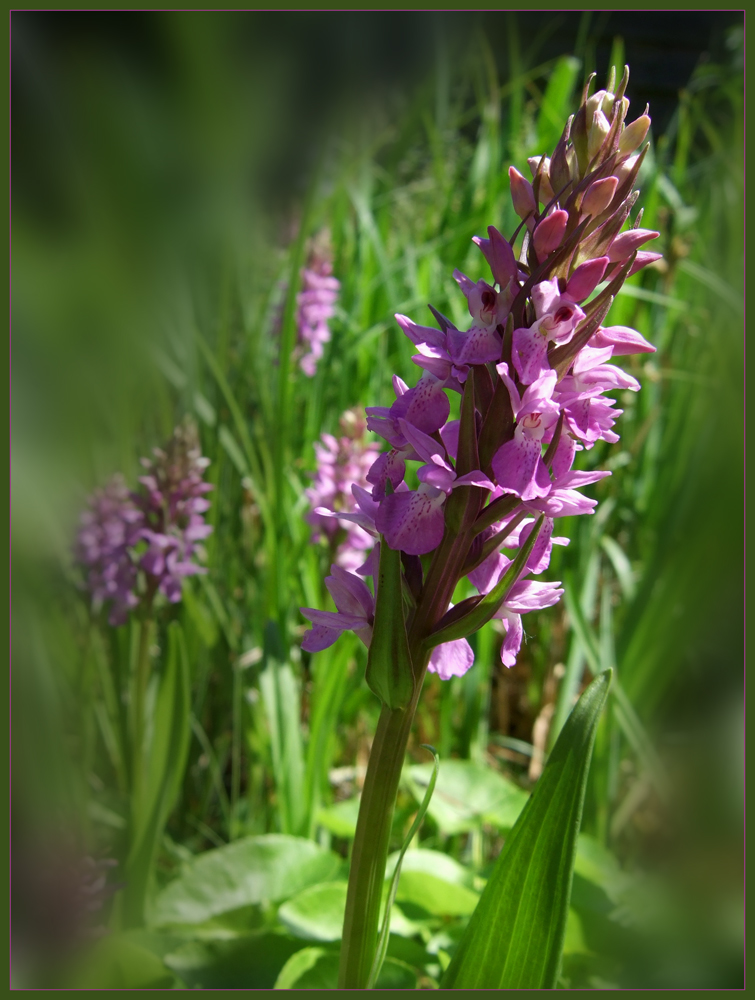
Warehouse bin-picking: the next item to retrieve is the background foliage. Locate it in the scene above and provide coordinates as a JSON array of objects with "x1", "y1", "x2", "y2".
[{"x1": 12, "y1": 11, "x2": 743, "y2": 989}]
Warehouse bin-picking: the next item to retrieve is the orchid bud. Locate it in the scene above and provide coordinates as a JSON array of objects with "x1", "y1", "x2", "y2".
[
  {"x1": 618, "y1": 114, "x2": 651, "y2": 156},
  {"x1": 615, "y1": 153, "x2": 640, "y2": 186},
  {"x1": 533, "y1": 210, "x2": 568, "y2": 259},
  {"x1": 581, "y1": 175, "x2": 619, "y2": 217},
  {"x1": 528, "y1": 156, "x2": 556, "y2": 204},
  {"x1": 509, "y1": 166, "x2": 537, "y2": 225},
  {"x1": 586, "y1": 89, "x2": 613, "y2": 120},
  {"x1": 628, "y1": 251, "x2": 664, "y2": 277},
  {"x1": 587, "y1": 109, "x2": 611, "y2": 160},
  {"x1": 606, "y1": 228, "x2": 660, "y2": 263}
]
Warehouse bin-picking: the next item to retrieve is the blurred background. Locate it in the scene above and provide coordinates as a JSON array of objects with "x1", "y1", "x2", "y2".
[{"x1": 12, "y1": 11, "x2": 743, "y2": 989}]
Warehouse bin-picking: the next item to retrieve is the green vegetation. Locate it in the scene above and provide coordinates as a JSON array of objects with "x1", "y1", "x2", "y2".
[{"x1": 12, "y1": 15, "x2": 742, "y2": 989}]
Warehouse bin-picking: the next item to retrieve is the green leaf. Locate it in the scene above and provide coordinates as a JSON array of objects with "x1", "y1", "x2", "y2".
[
  {"x1": 393, "y1": 868, "x2": 479, "y2": 917},
  {"x1": 425, "y1": 515, "x2": 544, "y2": 648},
  {"x1": 274, "y1": 946, "x2": 333, "y2": 988},
  {"x1": 385, "y1": 847, "x2": 478, "y2": 890},
  {"x1": 440, "y1": 670, "x2": 611, "y2": 989},
  {"x1": 408, "y1": 759, "x2": 529, "y2": 834},
  {"x1": 69, "y1": 933, "x2": 176, "y2": 989},
  {"x1": 163, "y1": 933, "x2": 304, "y2": 989},
  {"x1": 151, "y1": 835, "x2": 341, "y2": 927},
  {"x1": 365, "y1": 533, "x2": 414, "y2": 709},
  {"x1": 274, "y1": 947, "x2": 417, "y2": 989},
  {"x1": 316, "y1": 796, "x2": 361, "y2": 839},
  {"x1": 259, "y1": 641, "x2": 306, "y2": 836},
  {"x1": 278, "y1": 881, "x2": 349, "y2": 941},
  {"x1": 126, "y1": 622, "x2": 192, "y2": 924}
]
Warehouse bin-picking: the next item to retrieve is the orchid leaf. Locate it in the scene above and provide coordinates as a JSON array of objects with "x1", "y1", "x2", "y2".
[
  {"x1": 440, "y1": 670, "x2": 611, "y2": 989},
  {"x1": 125, "y1": 622, "x2": 191, "y2": 926},
  {"x1": 365, "y1": 530, "x2": 414, "y2": 709}
]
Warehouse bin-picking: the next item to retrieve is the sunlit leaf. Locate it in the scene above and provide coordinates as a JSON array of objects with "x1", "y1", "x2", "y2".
[
  {"x1": 151, "y1": 835, "x2": 341, "y2": 927},
  {"x1": 278, "y1": 881, "x2": 349, "y2": 941},
  {"x1": 407, "y1": 759, "x2": 529, "y2": 834},
  {"x1": 441, "y1": 670, "x2": 611, "y2": 989}
]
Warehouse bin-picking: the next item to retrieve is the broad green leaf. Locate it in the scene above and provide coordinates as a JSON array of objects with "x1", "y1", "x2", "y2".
[
  {"x1": 151, "y1": 835, "x2": 341, "y2": 927},
  {"x1": 316, "y1": 796, "x2": 361, "y2": 838},
  {"x1": 278, "y1": 881, "x2": 349, "y2": 941},
  {"x1": 385, "y1": 848, "x2": 477, "y2": 890},
  {"x1": 393, "y1": 869, "x2": 479, "y2": 917},
  {"x1": 151, "y1": 905, "x2": 266, "y2": 940},
  {"x1": 366, "y1": 531, "x2": 414, "y2": 709},
  {"x1": 274, "y1": 947, "x2": 417, "y2": 990},
  {"x1": 274, "y1": 947, "x2": 332, "y2": 988},
  {"x1": 408, "y1": 759, "x2": 529, "y2": 834},
  {"x1": 163, "y1": 933, "x2": 304, "y2": 989},
  {"x1": 69, "y1": 933, "x2": 176, "y2": 989},
  {"x1": 440, "y1": 670, "x2": 611, "y2": 989}
]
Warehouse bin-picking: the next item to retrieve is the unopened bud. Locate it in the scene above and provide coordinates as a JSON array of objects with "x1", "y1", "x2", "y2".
[
  {"x1": 587, "y1": 109, "x2": 611, "y2": 160},
  {"x1": 606, "y1": 228, "x2": 660, "y2": 263},
  {"x1": 533, "y1": 209, "x2": 568, "y2": 258},
  {"x1": 615, "y1": 154, "x2": 640, "y2": 186},
  {"x1": 567, "y1": 145, "x2": 580, "y2": 182},
  {"x1": 618, "y1": 114, "x2": 651, "y2": 156},
  {"x1": 581, "y1": 176, "x2": 619, "y2": 217},
  {"x1": 527, "y1": 156, "x2": 556, "y2": 204},
  {"x1": 586, "y1": 89, "x2": 613, "y2": 120},
  {"x1": 509, "y1": 166, "x2": 537, "y2": 224}
]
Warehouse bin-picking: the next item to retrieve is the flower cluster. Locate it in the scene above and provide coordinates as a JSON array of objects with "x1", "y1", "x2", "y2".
[
  {"x1": 136, "y1": 420, "x2": 214, "y2": 602},
  {"x1": 76, "y1": 421, "x2": 213, "y2": 625},
  {"x1": 75, "y1": 474, "x2": 145, "y2": 626},
  {"x1": 306, "y1": 408, "x2": 382, "y2": 571},
  {"x1": 301, "y1": 70, "x2": 658, "y2": 686},
  {"x1": 297, "y1": 230, "x2": 340, "y2": 377}
]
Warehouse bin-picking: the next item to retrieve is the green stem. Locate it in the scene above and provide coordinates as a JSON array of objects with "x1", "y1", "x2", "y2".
[
  {"x1": 120, "y1": 585, "x2": 157, "y2": 928},
  {"x1": 131, "y1": 613, "x2": 153, "y2": 808},
  {"x1": 339, "y1": 530, "x2": 476, "y2": 988},
  {"x1": 337, "y1": 678, "x2": 427, "y2": 989}
]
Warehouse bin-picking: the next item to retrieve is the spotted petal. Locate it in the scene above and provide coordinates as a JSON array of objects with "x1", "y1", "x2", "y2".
[{"x1": 375, "y1": 487, "x2": 446, "y2": 555}]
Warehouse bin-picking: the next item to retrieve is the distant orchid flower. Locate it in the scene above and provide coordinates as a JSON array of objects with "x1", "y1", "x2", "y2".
[
  {"x1": 135, "y1": 419, "x2": 214, "y2": 602},
  {"x1": 306, "y1": 409, "x2": 381, "y2": 571},
  {"x1": 75, "y1": 475, "x2": 144, "y2": 626},
  {"x1": 76, "y1": 420, "x2": 213, "y2": 624},
  {"x1": 297, "y1": 230, "x2": 340, "y2": 377}
]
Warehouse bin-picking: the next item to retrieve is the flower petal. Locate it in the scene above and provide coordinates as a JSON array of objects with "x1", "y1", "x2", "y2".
[
  {"x1": 375, "y1": 488, "x2": 446, "y2": 555},
  {"x1": 428, "y1": 637, "x2": 475, "y2": 680}
]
